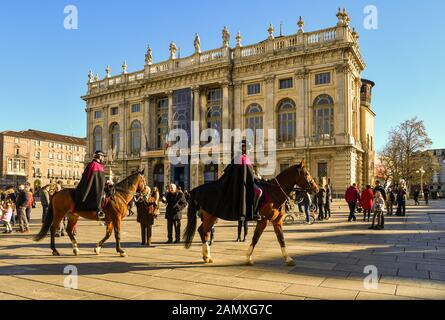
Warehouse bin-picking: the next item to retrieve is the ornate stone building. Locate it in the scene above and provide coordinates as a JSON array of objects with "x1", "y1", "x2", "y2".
[
  {"x1": 82, "y1": 9, "x2": 375, "y2": 196},
  {"x1": 0, "y1": 130, "x2": 86, "y2": 190}
]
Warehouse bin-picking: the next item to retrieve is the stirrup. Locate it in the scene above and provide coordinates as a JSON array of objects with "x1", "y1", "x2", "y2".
[{"x1": 96, "y1": 210, "x2": 106, "y2": 220}]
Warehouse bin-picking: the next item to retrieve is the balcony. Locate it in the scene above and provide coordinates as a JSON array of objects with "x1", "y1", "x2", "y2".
[{"x1": 309, "y1": 134, "x2": 336, "y2": 147}]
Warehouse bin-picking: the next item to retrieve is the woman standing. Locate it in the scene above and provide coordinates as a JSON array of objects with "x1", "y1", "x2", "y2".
[
  {"x1": 360, "y1": 185, "x2": 374, "y2": 222},
  {"x1": 136, "y1": 186, "x2": 158, "y2": 247}
]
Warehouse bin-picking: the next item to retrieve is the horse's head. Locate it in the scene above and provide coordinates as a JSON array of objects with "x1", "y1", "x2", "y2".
[
  {"x1": 296, "y1": 160, "x2": 319, "y2": 194},
  {"x1": 135, "y1": 169, "x2": 148, "y2": 195}
]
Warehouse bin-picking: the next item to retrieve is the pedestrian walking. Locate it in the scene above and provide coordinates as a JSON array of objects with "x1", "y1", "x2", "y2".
[
  {"x1": 16, "y1": 185, "x2": 29, "y2": 233},
  {"x1": 369, "y1": 191, "x2": 385, "y2": 230},
  {"x1": 345, "y1": 183, "x2": 360, "y2": 222},
  {"x1": 162, "y1": 184, "x2": 187, "y2": 244},
  {"x1": 387, "y1": 187, "x2": 396, "y2": 215},
  {"x1": 423, "y1": 188, "x2": 430, "y2": 205},
  {"x1": 361, "y1": 185, "x2": 374, "y2": 222},
  {"x1": 26, "y1": 186, "x2": 35, "y2": 223},
  {"x1": 413, "y1": 189, "x2": 420, "y2": 206},
  {"x1": 39, "y1": 185, "x2": 50, "y2": 223},
  {"x1": 324, "y1": 183, "x2": 332, "y2": 220},
  {"x1": 396, "y1": 187, "x2": 407, "y2": 216},
  {"x1": 5, "y1": 186, "x2": 17, "y2": 226},
  {"x1": 316, "y1": 184, "x2": 326, "y2": 221},
  {"x1": 1, "y1": 199, "x2": 14, "y2": 233}
]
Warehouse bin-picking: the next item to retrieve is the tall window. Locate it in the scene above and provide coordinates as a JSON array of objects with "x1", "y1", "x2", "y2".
[
  {"x1": 279, "y1": 78, "x2": 293, "y2": 90},
  {"x1": 110, "y1": 107, "x2": 119, "y2": 116},
  {"x1": 94, "y1": 110, "x2": 102, "y2": 119},
  {"x1": 245, "y1": 104, "x2": 263, "y2": 142},
  {"x1": 207, "y1": 106, "x2": 222, "y2": 136},
  {"x1": 130, "y1": 120, "x2": 142, "y2": 154},
  {"x1": 247, "y1": 83, "x2": 261, "y2": 95},
  {"x1": 315, "y1": 72, "x2": 331, "y2": 85},
  {"x1": 110, "y1": 123, "x2": 120, "y2": 153},
  {"x1": 93, "y1": 126, "x2": 102, "y2": 152},
  {"x1": 277, "y1": 99, "x2": 296, "y2": 142},
  {"x1": 313, "y1": 94, "x2": 334, "y2": 138},
  {"x1": 207, "y1": 88, "x2": 222, "y2": 140},
  {"x1": 156, "y1": 98, "x2": 168, "y2": 149},
  {"x1": 131, "y1": 104, "x2": 141, "y2": 113}
]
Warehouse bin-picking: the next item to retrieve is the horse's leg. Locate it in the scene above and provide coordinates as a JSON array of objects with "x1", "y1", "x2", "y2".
[
  {"x1": 66, "y1": 215, "x2": 80, "y2": 256},
  {"x1": 114, "y1": 219, "x2": 126, "y2": 257},
  {"x1": 50, "y1": 209, "x2": 66, "y2": 256},
  {"x1": 246, "y1": 218, "x2": 268, "y2": 266},
  {"x1": 198, "y1": 212, "x2": 217, "y2": 263},
  {"x1": 95, "y1": 221, "x2": 113, "y2": 255},
  {"x1": 272, "y1": 217, "x2": 295, "y2": 266}
]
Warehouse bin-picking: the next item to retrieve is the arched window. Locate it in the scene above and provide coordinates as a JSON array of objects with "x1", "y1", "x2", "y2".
[
  {"x1": 153, "y1": 164, "x2": 165, "y2": 194},
  {"x1": 93, "y1": 126, "x2": 102, "y2": 152},
  {"x1": 207, "y1": 106, "x2": 222, "y2": 139},
  {"x1": 130, "y1": 120, "x2": 142, "y2": 154},
  {"x1": 110, "y1": 123, "x2": 120, "y2": 153},
  {"x1": 245, "y1": 104, "x2": 263, "y2": 136},
  {"x1": 313, "y1": 94, "x2": 334, "y2": 138},
  {"x1": 277, "y1": 99, "x2": 296, "y2": 142}
]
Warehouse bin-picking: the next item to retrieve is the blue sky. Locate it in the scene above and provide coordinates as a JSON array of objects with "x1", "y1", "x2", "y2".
[{"x1": 0, "y1": 0, "x2": 443, "y2": 151}]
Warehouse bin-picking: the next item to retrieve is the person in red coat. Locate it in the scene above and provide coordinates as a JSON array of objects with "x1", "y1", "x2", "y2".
[
  {"x1": 345, "y1": 183, "x2": 360, "y2": 222},
  {"x1": 360, "y1": 185, "x2": 374, "y2": 222}
]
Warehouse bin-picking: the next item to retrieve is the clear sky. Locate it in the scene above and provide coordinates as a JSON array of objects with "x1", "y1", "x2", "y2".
[{"x1": 0, "y1": 0, "x2": 443, "y2": 151}]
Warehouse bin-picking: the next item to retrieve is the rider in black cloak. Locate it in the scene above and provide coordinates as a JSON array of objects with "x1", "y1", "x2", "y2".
[
  {"x1": 74, "y1": 151, "x2": 106, "y2": 220},
  {"x1": 192, "y1": 140, "x2": 262, "y2": 222}
]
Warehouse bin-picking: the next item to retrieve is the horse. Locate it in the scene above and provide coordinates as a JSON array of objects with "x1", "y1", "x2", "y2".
[
  {"x1": 34, "y1": 169, "x2": 147, "y2": 257},
  {"x1": 183, "y1": 160, "x2": 319, "y2": 266}
]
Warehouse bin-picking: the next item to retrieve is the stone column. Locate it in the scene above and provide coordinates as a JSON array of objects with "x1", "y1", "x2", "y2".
[
  {"x1": 86, "y1": 106, "x2": 92, "y2": 158},
  {"x1": 295, "y1": 70, "x2": 308, "y2": 147},
  {"x1": 102, "y1": 105, "x2": 109, "y2": 153},
  {"x1": 164, "y1": 90, "x2": 174, "y2": 187},
  {"x1": 222, "y1": 83, "x2": 230, "y2": 131},
  {"x1": 142, "y1": 95, "x2": 150, "y2": 152},
  {"x1": 191, "y1": 86, "x2": 201, "y2": 189},
  {"x1": 264, "y1": 76, "x2": 275, "y2": 144},
  {"x1": 200, "y1": 89, "x2": 207, "y2": 133},
  {"x1": 335, "y1": 63, "x2": 350, "y2": 145},
  {"x1": 150, "y1": 96, "x2": 157, "y2": 150},
  {"x1": 233, "y1": 81, "x2": 243, "y2": 131}
]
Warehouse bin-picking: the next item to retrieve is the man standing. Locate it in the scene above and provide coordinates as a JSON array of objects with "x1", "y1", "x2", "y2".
[
  {"x1": 345, "y1": 183, "x2": 360, "y2": 222},
  {"x1": 162, "y1": 184, "x2": 187, "y2": 244},
  {"x1": 40, "y1": 185, "x2": 50, "y2": 223},
  {"x1": 373, "y1": 180, "x2": 387, "y2": 203},
  {"x1": 75, "y1": 151, "x2": 106, "y2": 220},
  {"x1": 16, "y1": 185, "x2": 29, "y2": 233}
]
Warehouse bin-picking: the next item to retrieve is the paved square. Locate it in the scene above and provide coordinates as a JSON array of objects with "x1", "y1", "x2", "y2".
[{"x1": 1, "y1": 200, "x2": 445, "y2": 300}]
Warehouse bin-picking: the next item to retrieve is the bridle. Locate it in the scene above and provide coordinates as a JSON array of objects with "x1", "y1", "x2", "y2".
[{"x1": 274, "y1": 167, "x2": 315, "y2": 203}]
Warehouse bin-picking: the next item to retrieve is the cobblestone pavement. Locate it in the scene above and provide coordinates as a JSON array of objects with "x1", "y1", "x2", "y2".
[{"x1": 1, "y1": 200, "x2": 445, "y2": 300}]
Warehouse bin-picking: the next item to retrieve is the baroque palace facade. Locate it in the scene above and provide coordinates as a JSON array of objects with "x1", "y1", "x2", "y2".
[{"x1": 82, "y1": 9, "x2": 375, "y2": 196}]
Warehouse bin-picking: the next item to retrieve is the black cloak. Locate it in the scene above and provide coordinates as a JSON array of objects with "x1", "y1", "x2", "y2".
[
  {"x1": 191, "y1": 160, "x2": 255, "y2": 221},
  {"x1": 75, "y1": 160, "x2": 105, "y2": 211}
]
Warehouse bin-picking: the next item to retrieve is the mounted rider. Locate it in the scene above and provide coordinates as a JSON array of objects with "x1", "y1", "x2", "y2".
[
  {"x1": 75, "y1": 151, "x2": 106, "y2": 220},
  {"x1": 192, "y1": 139, "x2": 262, "y2": 222}
]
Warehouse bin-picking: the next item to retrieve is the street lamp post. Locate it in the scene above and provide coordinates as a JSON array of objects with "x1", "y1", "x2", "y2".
[{"x1": 416, "y1": 166, "x2": 426, "y2": 199}]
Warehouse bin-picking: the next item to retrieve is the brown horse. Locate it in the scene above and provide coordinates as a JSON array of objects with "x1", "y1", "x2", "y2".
[
  {"x1": 183, "y1": 161, "x2": 318, "y2": 266},
  {"x1": 34, "y1": 170, "x2": 147, "y2": 257}
]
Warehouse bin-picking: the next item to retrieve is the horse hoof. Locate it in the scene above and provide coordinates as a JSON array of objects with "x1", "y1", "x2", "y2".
[
  {"x1": 120, "y1": 252, "x2": 127, "y2": 257},
  {"x1": 73, "y1": 249, "x2": 80, "y2": 256},
  {"x1": 203, "y1": 257, "x2": 210, "y2": 263},
  {"x1": 52, "y1": 251, "x2": 60, "y2": 256},
  {"x1": 287, "y1": 260, "x2": 296, "y2": 267},
  {"x1": 94, "y1": 247, "x2": 101, "y2": 255},
  {"x1": 208, "y1": 258, "x2": 214, "y2": 264},
  {"x1": 246, "y1": 260, "x2": 254, "y2": 266}
]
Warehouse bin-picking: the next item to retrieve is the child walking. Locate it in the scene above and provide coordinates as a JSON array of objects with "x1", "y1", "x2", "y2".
[{"x1": 1, "y1": 200, "x2": 14, "y2": 234}]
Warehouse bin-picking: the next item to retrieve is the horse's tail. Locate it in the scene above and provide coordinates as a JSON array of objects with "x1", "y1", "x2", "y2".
[
  {"x1": 183, "y1": 194, "x2": 198, "y2": 249},
  {"x1": 34, "y1": 201, "x2": 53, "y2": 242}
]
